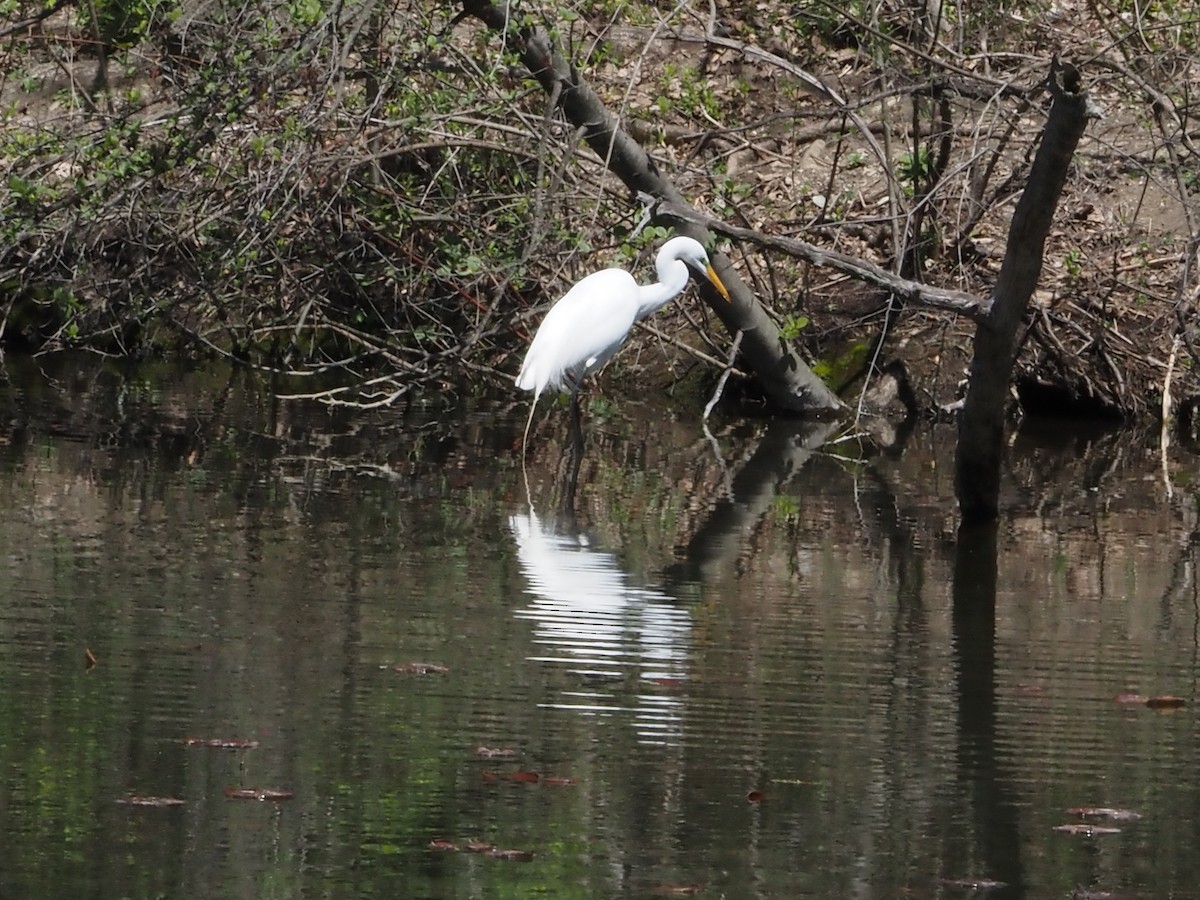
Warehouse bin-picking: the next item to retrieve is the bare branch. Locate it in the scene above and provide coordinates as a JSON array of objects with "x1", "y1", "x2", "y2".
[{"x1": 656, "y1": 200, "x2": 989, "y2": 320}]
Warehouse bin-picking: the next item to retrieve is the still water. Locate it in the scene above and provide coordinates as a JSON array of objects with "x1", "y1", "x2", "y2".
[{"x1": 0, "y1": 356, "x2": 1198, "y2": 899}]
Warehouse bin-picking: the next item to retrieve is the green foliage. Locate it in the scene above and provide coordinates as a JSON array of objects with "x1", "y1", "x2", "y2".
[
  {"x1": 18, "y1": 69, "x2": 42, "y2": 93},
  {"x1": 653, "y1": 62, "x2": 719, "y2": 120},
  {"x1": 78, "y1": 0, "x2": 174, "y2": 47},
  {"x1": 588, "y1": 395, "x2": 615, "y2": 417},
  {"x1": 780, "y1": 315, "x2": 809, "y2": 341},
  {"x1": 711, "y1": 172, "x2": 754, "y2": 216},
  {"x1": 52, "y1": 288, "x2": 84, "y2": 342},
  {"x1": 613, "y1": 225, "x2": 673, "y2": 266},
  {"x1": 7, "y1": 173, "x2": 59, "y2": 206},
  {"x1": 286, "y1": 0, "x2": 321, "y2": 26},
  {"x1": 896, "y1": 147, "x2": 934, "y2": 195},
  {"x1": 1063, "y1": 247, "x2": 1083, "y2": 281},
  {"x1": 812, "y1": 341, "x2": 870, "y2": 391},
  {"x1": 0, "y1": 0, "x2": 1190, "y2": 407}
]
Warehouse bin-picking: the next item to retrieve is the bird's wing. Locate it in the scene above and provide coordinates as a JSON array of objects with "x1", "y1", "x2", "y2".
[{"x1": 517, "y1": 269, "x2": 639, "y2": 394}]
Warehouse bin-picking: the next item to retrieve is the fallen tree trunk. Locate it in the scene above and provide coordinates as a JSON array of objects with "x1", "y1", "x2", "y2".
[
  {"x1": 459, "y1": 0, "x2": 844, "y2": 416},
  {"x1": 955, "y1": 58, "x2": 1094, "y2": 522}
]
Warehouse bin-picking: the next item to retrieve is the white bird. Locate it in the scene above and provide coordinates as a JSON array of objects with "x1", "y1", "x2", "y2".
[{"x1": 516, "y1": 236, "x2": 730, "y2": 451}]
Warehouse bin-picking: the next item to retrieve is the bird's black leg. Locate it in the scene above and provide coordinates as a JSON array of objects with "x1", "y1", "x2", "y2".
[
  {"x1": 557, "y1": 389, "x2": 585, "y2": 516},
  {"x1": 568, "y1": 390, "x2": 585, "y2": 458},
  {"x1": 561, "y1": 426, "x2": 583, "y2": 515}
]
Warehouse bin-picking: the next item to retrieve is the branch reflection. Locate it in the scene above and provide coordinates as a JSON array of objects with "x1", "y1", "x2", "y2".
[{"x1": 667, "y1": 418, "x2": 842, "y2": 586}]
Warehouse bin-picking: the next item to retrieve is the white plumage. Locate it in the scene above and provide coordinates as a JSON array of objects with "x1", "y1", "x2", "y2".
[{"x1": 515, "y1": 236, "x2": 730, "y2": 452}]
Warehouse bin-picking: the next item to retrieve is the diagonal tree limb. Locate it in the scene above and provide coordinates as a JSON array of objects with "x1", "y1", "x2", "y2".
[
  {"x1": 459, "y1": 0, "x2": 844, "y2": 415},
  {"x1": 655, "y1": 200, "x2": 990, "y2": 321}
]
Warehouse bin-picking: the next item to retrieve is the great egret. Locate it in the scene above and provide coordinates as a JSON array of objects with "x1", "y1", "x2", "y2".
[{"x1": 516, "y1": 236, "x2": 730, "y2": 451}]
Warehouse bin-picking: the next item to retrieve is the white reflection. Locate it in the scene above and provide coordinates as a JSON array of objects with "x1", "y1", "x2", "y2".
[{"x1": 509, "y1": 510, "x2": 692, "y2": 744}]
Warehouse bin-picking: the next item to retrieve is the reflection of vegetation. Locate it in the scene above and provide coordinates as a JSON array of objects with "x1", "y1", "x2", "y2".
[
  {"x1": 3, "y1": 357, "x2": 1200, "y2": 895},
  {"x1": 773, "y1": 493, "x2": 800, "y2": 524}
]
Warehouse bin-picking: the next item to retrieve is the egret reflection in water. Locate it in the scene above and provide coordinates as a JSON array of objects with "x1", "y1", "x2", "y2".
[{"x1": 509, "y1": 509, "x2": 693, "y2": 743}]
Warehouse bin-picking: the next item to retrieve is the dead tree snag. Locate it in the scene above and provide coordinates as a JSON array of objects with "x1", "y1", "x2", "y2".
[{"x1": 955, "y1": 59, "x2": 1094, "y2": 522}]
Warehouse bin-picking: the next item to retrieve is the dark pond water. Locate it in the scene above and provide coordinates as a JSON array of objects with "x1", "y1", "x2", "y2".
[{"x1": 1, "y1": 355, "x2": 1199, "y2": 899}]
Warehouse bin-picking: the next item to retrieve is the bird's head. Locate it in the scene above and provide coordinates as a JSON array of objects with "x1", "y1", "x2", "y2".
[{"x1": 671, "y1": 237, "x2": 731, "y2": 302}]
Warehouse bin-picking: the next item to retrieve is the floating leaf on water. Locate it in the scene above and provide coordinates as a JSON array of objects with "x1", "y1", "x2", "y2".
[
  {"x1": 771, "y1": 778, "x2": 819, "y2": 786},
  {"x1": 1066, "y1": 807, "x2": 1142, "y2": 822},
  {"x1": 941, "y1": 878, "x2": 1008, "y2": 891},
  {"x1": 1113, "y1": 693, "x2": 1150, "y2": 704},
  {"x1": 394, "y1": 662, "x2": 449, "y2": 675},
  {"x1": 224, "y1": 787, "x2": 294, "y2": 801},
  {"x1": 486, "y1": 848, "x2": 535, "y2": 861},
  {"x1": 182, "y1": 737, "x2": 260, "y2": 750},
  {"x1": 463, "y1": 840, "x2": 495, "y2": 853},
  {"x1": 746, "y1": 790, "x2": 765, "y2": 803},
  {"x1": 115, "y1": 796, "x2": 185, "y2": 807},
  {"x1": 84, "y1": 647, "x2": 98, "y2": 670},
  {"x1": 1052, "y1": 824, "x2": 1121, "y2": 835},
  {"x1": 428, "y1": 839, "x2": 459, "y2": 852},
  {"x1": 1145, "y1": 695, "x2": 1186, "y2": 709},
  {"x1": 473, "y1": 746, "x2": 520, "y2": 759},
  {"x1": 484, "y1": 769, "x2": 571, "y2": 785}
]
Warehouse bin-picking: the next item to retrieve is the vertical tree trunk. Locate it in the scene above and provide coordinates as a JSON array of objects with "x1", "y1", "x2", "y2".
[
  {"x1": 955, "y1": 59, "x2": 1092, "y2": 521},
  {"x1": 460, "y1": 0, "x2": 843, "y2": 415}
]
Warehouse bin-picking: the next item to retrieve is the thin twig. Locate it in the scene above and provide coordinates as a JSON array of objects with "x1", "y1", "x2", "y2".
[{"x1": 704, "y1": 329, "x2": 743, "y2": 421}]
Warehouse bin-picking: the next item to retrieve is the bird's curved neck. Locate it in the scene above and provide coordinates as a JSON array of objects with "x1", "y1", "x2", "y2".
[{"x1": 635, "y1": 258, "x2": 689, "y2": 320}]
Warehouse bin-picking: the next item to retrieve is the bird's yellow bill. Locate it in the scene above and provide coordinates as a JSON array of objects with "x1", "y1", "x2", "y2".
[{"x1": 706, "y1": 264, "x2": 731, "y2": 301}]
